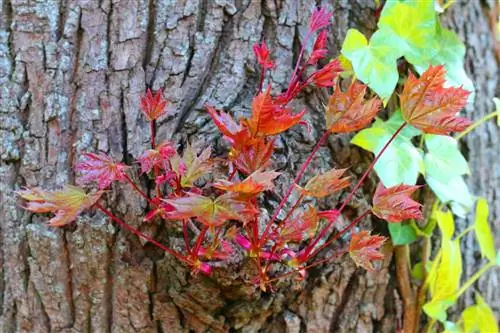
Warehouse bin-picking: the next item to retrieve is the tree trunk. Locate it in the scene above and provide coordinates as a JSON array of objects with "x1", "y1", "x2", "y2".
[{"x1": 0, "y1": 0, "x2": 497, "y2": 332}]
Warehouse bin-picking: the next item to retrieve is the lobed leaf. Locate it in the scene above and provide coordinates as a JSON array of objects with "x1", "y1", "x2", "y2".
[
  {"x1": 214, "y1": 170, "x2": 280, "y2": 200},
  {"x1": 299, "y1": 168, "x2": 350, "y2": 198},
  {"x1": 349, "y1": 230, "x2": 387, "y2": 271},
  {"x1": 76, "y1": 153, "x2": 129, "y2": 189},
  {"x1": 372, "y1": 183, "x2": 423, "y2": 223}
]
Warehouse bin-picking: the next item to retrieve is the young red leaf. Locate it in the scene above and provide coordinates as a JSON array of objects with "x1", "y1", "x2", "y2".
[
  {"x1": 349, "y1": 230, "x2": 387, "y2": 271},
  {"x1": 308, "y1": 30, "x2": 328, "y2": 65},
  {"x1": 244, "y1": 88, "x2": 305, "y2": 137},
  {"x1": 205, "y1": 105, "x2": 246, "y2": 142},
  {"x1": 197, "y1": 240, "x2": 233, "y2": 261},
  {"x1": 278, "y1": 205, "x2": 319, "y2": 244},
  {"x1": 17, "y1": 186, "x2": 101, "y2": 227},
  {"x1": 400, "y1": 65, "x2": 471, "y2": 134},
  {"x1": 214, "y1": 169, "x2": 280, "y2": 200},
  {"x1": 76, "y1": 153, "x2": 129, "y2": 189},
  {"x1": 231, "y1": 137, "x2": 275, "y2": 175},
  {"x1": 309, "y1": 7, "x2": 332, "y2": 33},
  {"x1": 253, "y1": 41, "x2": 274, "y2": 69},
  {"x1": 299, "y1": 168, "x2": 350, "y2": 198},
  {"x1": 164, "y1": 193, "x2": 258, "y2": 227},
  {"x1": 309, "y1": 59, "x2": 342, "y2": 87},
  {"x1": 140, "y1": 88, "x2": 168, "y2": 121},
  {"x1": 372, "y1": 183, "x2": 423, "y2": 223},
  {"x1": 136, "y1": 141, "x2": 176, "y2": 174},
  {"x1": 326, "y1": 81, "x2": 381, "y2": 133}
]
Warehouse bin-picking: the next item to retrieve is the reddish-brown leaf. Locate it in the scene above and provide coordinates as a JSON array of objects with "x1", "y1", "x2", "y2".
[
  {"x1": 170, "y1": 143, "x2": 212, "y2": 188},
  {"x1": 253, "y1": 42, "x2": 274, "y2": 69},
  {"x1": 278, "y1": 205, "x2": 319, "y2": 244},
  {"x1": 17, "y1": 186, "x2": 102, "y2": 227},
  {"x1": 231, "y1": 137, "x2": 275, "y2": 175},
  {"x1": 326, "y1": 81, "x2": 381, "y2": 133},
  {"x1": 164, "y1": 193, "x2": 258, "y2": 227},
  {"x1": 205, "y1": 105, "x2": 246, "y2": 141},
  {"x1": 349, "y1": 230, "x2": 387, "y2": 271},
  {"x1": 400, "y1": 65, "x2": 471, "y2": 134},
  {"x1": 140, "y1": 88, "x2": 168, "y2": 121},
  {"x1": 299, "y1": 168, "x2": 350, "y2": 198},
  {"x1": 136, "y1": 141, "x2": 176, "y2": 173},
  {"x1": 244, "y1": 88, "x2": 306, "y2": 137},
  {"x1": 309, "y1": 59, "x2": 343, "y2": 87},
  {"x1": 76, "y1": 153, "x2": 129, "y2": 189},
  {"x1": 214, "y1": 169, "x2": 280, "y2": 200},
  {"x1": 372, "y1": 183, "x2": 423, "y2": 223}
]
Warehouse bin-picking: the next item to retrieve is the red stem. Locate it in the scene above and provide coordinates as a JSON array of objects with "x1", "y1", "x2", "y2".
[
  {"x1": 307, "y1": 209, "x2": 371, "y2": 259},
  {"x1": 286, "y1": 32, "x2": 312, "y2": 95},
  {"x1": 150, "y1": 120, "x2": 156, "y2": 149},
  {"x1": 123, "y1": 174, "x2": 154, "y2": 205},
  {"x1": 260, "y1": 130, "x2": 330, "y2": 243},
  {"x1": 258, "y1": 67, "x2": 265, "y2": 93},
  {"x1": 95, "y1": 202, "x2": 187, "y2": 263},
  {"x1": 192, "y1": 226, "x2": 208, "y2": 260},
  {"x1": 307, "y1": 122, "x2": 407, "y2": 252},
  {"x1": 183, "y1": 220, "x2": 191, "y2": 255}
]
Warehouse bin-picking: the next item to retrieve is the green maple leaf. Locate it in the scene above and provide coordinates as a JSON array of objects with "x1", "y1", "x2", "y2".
[{"x1": 424, "y1": 134, "x2": 470, "y2": 182}]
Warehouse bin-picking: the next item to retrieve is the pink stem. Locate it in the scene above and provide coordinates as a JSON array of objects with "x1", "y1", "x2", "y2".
[
  {"x1": 258, "y1": 67, "x2": 265, "y2": 93},
  {"x1": 95, "y1": 202, "x2": 187, "y2": 263},
  {"x1": 286, "y1": 32, "x2": 312, "y2": 95},
  {"x1": 150, "y1": 120, "x2": 156, "y2": 150},
  {"x1": 260, "y1": 130, "x2": 330, "y2": 243},
  {"x1": 192, "y1": 226, "x2": 208, "y2": 260},
  {"x1": 306, "y1": 122, "x2": 407, "y2": 252},
  {"x1": 307, "y1": 209, "x2": 371, "y2": 259}
]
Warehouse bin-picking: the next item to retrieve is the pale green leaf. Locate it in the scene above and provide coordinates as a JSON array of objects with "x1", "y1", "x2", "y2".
[
  {"x1": 474, "y1": 198, "x2": 496, "y2": 262},
  {"x1": 425, "y1": 175, "x2": 475, "y2": 218},
  {"x1": 378, "y1": 0, "x2": 438, "y2": 64},
  {"x1": 424, "y1": 134, "x2": 470, "y2": 182},
  {"x1": 462, "y1": 293, "x2": 499, "y2": 333},
  {"x1": 436, "y1": 209, "x2": 455, "y2": 241},
  {"x1": 341, "y1": 29, "x2": 402, "y2": 101}
]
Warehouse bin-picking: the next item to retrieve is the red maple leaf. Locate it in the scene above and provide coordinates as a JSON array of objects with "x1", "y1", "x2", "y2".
[
  {"x1": 244, "y1": 88, "x2": 306, "y2": 137},
  {"x1": 253, "y1": 41, "x2": 274, "y2": 69},
  {"x1": 136, "y1": 141, "x2": 176, "y2": 174},
  {"x1": 231, "y1": 137, "x2": 275, "y2": 175},
  {"x1": 170, "y1": 144, "x2": 212, "y2": 188},
  {"x1": 17, "y1": 186, "x2": 102, "y2": 227},
  {"x1": 400, "y1": 65, "x2": 471, "y2": 134},
  {"x1": 164, "y1": 193, "x2": 258, "y2": 228},
  {"x1": 299, "y1": 168, "x2": 351, "y2": 198},
  {"x1": 140, "y1": 88, "x2": 168, "y2": 121},
  {"x1": 76, "y1": 153, "x2": 129, "y2": 189},
  {"x1": 349, "y1": 230, "x2": 387, "y2": 271},
  {"x1": 308, "y1": 30, "x2": 328, "y2": 65},
  {"x1": 372, "y1": 183, "x2": 423, "y2": 223},
  {"x1": 326, "y1": 81, "x2": 381, "y2": 133},
  {"x1": 278, "y1": 205, "x2": 319, "y2": 244},
  {"x1": 309, "y1": 59, "x2": 343, "y2": 87},
  {"x1": 214, "y1": 169, "x2": 280, "y2": 200}
]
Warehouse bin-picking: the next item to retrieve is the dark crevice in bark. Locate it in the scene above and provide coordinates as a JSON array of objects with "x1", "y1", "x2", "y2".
[
  {"x1": 142, "y1": 0, "x2": 156, "y2": 74},
  {"x1": 62, "y1": 231, "x2": 75, "y2": 328},
  {"x1": 329, "y1": 272, "x2": 358, "y2": 333},
  {"x1": 174, "y1": 8, "x2": 235, "y2": 133}
]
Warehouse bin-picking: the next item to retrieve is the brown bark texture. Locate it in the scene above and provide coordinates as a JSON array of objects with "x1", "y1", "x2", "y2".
[{"x1": 0, "y1": 0, "x2": 498, "y2": 332}]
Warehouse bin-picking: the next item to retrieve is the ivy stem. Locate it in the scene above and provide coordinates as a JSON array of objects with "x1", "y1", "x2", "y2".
[
  {"x1": 260, "y1": 130, "x2": 330, "y2": 244},
  {"x1": 306, "y1": 122, "x2": 407, "y2": 254},
  {"x1": 307, "y1": 209, "x2": 371, "y2": 259},
  {"x1": 123, "y1": 174, "x2": 155, "y2": 205},
  {"x1": 454, "y1": 261, "x2": 495, "y2": 299},
  {"x1": 455, "y1": 110, "x2": 499, "y2": 140},
  {"x1": 95, "y1": 202, "x2": 187, "y2": 263}
]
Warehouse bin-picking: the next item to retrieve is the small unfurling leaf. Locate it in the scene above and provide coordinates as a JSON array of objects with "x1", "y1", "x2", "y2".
[
  {"x1": 309, "y1": 59, "x2": 343, "y2": 87},
  {"x1": 299, "y1": 168, "x2": 350, "y2": 198},
  {"x1": 372, "y1": 183, "x2": 423, "y2": 223},
  {"x1": 326, "y1": 81, "x2": 381, "y2": 133},
  {"x1": 400, "y1": 65, "x2": 471, "y2": 134},
  {"x1": 214, "y1": 170, "x2": 280, "y2": 200},
  {"x1": 76, "y1": 153, "x2": 128, "y2": 189},
  {"x1": 349, "y1": 230, "x2": 387, "y2": 271},
  {"x1": 137, "y1": 141, "x2": 176, "y2": 174},
  {"x1": 253, "y1": 42, "x2": 274, "y2": 69},
  {"x1": 308, "y1": 7, "x2": 332, "y2": 33},
  {"x1": 17, "y1": 186, "x2": 102, "y2": 227}
]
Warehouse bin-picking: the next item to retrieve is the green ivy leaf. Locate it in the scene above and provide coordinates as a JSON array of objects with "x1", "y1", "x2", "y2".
[
  {"x1": 388, "y1": 221, "x2": 418, "y2": 245},
  {"x1": 341, "y1": 28, "x2": 403, "y2": 101},
  {"x1": 474, "y1": 198, "x2": 496, "y2": 262},
  {"x1": 425, "y1": 175, "x2": 475, "y2": 218},
  {"x1": 424, "y1": 134, "x2": 470, "y2": 182},
  {"x1": 352, "y1": 113, "x2": 423, "y2": 186},
  {"x1": 413, "y1": 27, "x2": 475, "y2": 103},
  {"x1": 378, "y1": 0, "x2": 438, "y2": 64}
]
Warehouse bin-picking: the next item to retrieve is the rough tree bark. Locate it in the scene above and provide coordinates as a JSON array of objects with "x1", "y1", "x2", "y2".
[{"x1": 0, "y1": 0, "x2": 498, "y2": 332}]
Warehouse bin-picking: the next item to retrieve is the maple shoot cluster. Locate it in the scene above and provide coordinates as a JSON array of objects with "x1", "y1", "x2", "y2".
[{"x1": 18, "y1": 8, "x2": 471, "y2": 290}]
